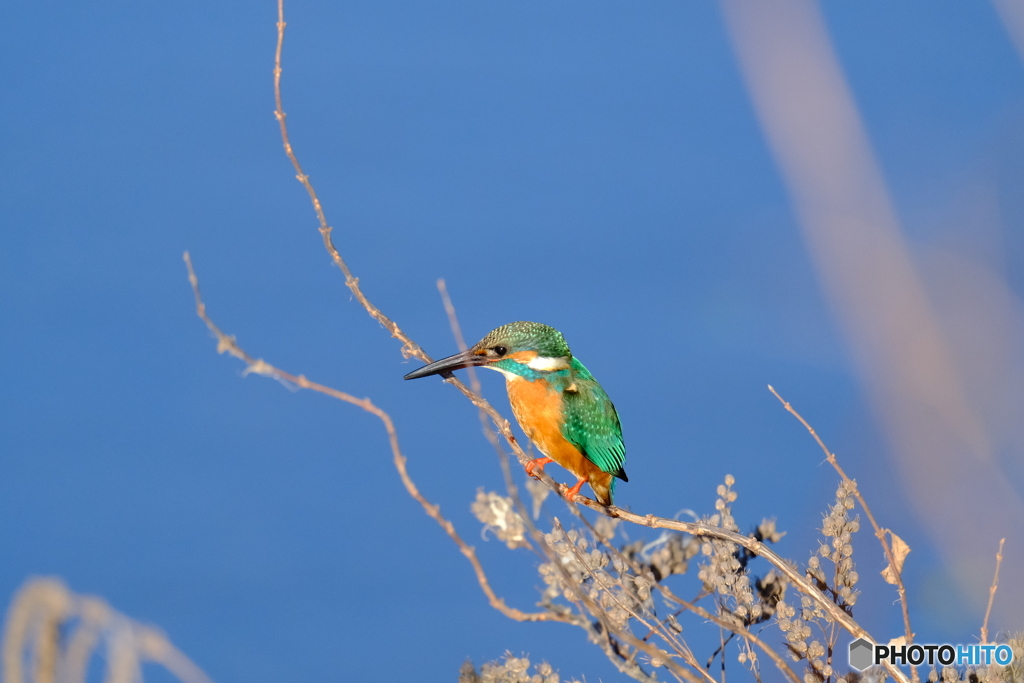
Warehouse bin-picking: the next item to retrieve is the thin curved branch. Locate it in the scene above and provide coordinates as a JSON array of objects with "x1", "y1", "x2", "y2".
[
  {"x1": 436, "y1": 280, "x2": 519, "y2": 497},
  {"x1": 273, "y1": 1, "x2": 429, "y2": 364},
  {"x1": 767, "y1": 385, "x2": 914, "y2": 646},
  {"x1": 184, "y1": 253, "x2": 565, "y2": 625},
  {"x1": 664, "y1": 591, "x2": 798, "y2": 683},
  {"x1": 980, "y1": 538, "x2": 1005, "y2": 645}
]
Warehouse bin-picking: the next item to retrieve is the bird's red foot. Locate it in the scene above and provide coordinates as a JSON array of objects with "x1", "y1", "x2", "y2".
[
  {"x1": 525, "y1": 457, "x2": 554, "y2": 478},
  {"x1": 565, "y1": 479, "x2": 586, "y2": 500}
]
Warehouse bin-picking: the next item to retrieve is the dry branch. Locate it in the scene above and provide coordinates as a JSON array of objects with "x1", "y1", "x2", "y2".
[
  {"x1": 980, "y1": 538, "x2": 1005, "y2": 645},
  {"x1": 768, "y1": 386, "x2": 914, "y2": 683},
  {"x1": 184, "y1": 253, "x2": 563, "y2": 625}
]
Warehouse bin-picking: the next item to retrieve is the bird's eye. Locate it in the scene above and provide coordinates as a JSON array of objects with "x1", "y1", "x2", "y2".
[{"x1": 492, "y1": 346, "x2": 508, "y2": 357}]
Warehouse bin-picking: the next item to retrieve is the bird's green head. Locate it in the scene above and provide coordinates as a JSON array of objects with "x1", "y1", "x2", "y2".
[
  {"x1": 403, "y1": 321, "x2": 572, "y2": 380},
  {"x1": 472, "y1": 321, "x2": 571, "y2": 363}
]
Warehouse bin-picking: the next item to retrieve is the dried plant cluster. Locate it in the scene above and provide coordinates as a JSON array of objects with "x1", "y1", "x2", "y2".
[
  {"x1": 459, "y1": 654, "x2": 570, "y2": 683},
  {"x1": 1, "y1": 578, "x2": 212, "y2": 683},
  {"x1": 471, "y1": 474, "x2": 797, "y2": 683},
  {"x1": 774, "y1": 481, "x2": 862, "y2": 682},
  {"x1": 464, "y1": 473, "x2": 1019, "y2": 683},
  {"x1": 924, "y1": 636, "x2": 1024, "y2": 683},
  {"x1": 3, "y1": 2, "x2": 1020, "y2": 683}
]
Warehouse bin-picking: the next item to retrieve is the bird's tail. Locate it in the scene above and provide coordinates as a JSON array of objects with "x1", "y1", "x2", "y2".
[{"x1": 590, "y1": 472, "x2": 615, "y2": 506}]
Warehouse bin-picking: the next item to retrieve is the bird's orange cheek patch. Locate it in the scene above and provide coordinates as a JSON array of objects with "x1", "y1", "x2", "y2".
[{"x1": 506, "y1": 350, "x2": 538, "y2": 364}]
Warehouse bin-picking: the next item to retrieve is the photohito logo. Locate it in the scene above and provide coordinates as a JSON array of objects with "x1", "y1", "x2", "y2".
[{"x1": 848, "y1": 638, "x2": 1014, "y2": 671}]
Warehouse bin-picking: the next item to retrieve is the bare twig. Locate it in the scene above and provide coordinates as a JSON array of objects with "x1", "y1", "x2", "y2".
[
  {"x1": 436, "y1": 280, "x2": 478, "y2": 388},
  {"x1": 668, "y1": 592, "x2": 797, "y2": 683},
  {"x1": 436, "y1": 279, "x2": 509, "y2": 482},
  {"x1": 273, "y1": 0, "x2": 430, "y2": 364},
  {"x1": 768, "y1": 386, "x2": 912, "y2": 633},
  {"x1": 980, "y1": 538, "x2": 1005, "y2": 644},
  {"x1": 184, "y1": 253, "x2": 563, "y2": 624},
  {"x1": 768, "y1": 385, "x2": 914, "y2": 683}
]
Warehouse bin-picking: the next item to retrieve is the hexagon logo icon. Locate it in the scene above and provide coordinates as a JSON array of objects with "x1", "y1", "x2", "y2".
[{"x1": 849, "y1": 638, "x2": 874, "y2": 671}]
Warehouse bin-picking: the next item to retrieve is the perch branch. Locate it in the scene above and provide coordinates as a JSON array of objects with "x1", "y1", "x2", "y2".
[
  {"x1": 980, "y1": 538, "x2": 1005, "y2": 644},
  {"x1": 273, "y1": 0, "x2": 430, "y2": 364},
  {"x1": 768, "y1": 386, "x2": 913, "y2": 639}
]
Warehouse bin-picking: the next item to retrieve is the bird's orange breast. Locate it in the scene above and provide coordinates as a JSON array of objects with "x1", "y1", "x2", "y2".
[{"x1": 506, "y1": 377, "x2": 601, "y2": 482}]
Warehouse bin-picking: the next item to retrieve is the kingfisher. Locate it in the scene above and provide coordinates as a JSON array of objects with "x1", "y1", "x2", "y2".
[{"x1": 403, "y1": 321, "x2": 627, "y2": 505}]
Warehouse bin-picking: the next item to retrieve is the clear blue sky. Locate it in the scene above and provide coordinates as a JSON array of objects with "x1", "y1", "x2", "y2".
[{"x1": 2, "y1": 1, "x2": 1023, "y2": 681}]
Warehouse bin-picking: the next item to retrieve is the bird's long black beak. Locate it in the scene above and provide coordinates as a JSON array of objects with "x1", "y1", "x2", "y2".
[{"x1": 403, "y1": 349, "x2": 487, "y2": 380}]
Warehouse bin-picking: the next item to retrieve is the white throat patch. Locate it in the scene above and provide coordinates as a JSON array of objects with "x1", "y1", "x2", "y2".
[{"x1": 483, "y1": 365, "x2": 522, "y2": 381}]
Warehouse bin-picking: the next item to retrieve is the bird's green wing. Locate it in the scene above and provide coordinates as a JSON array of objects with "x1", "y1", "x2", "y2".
[{"x1": 561, "y1": 362, "x2": 627, "y2": 480}]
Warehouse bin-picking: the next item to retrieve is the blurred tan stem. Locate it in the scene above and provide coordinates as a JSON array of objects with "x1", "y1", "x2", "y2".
[{"x1": 721, "y1": 0, "x2": 1024, "y2": 634}]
